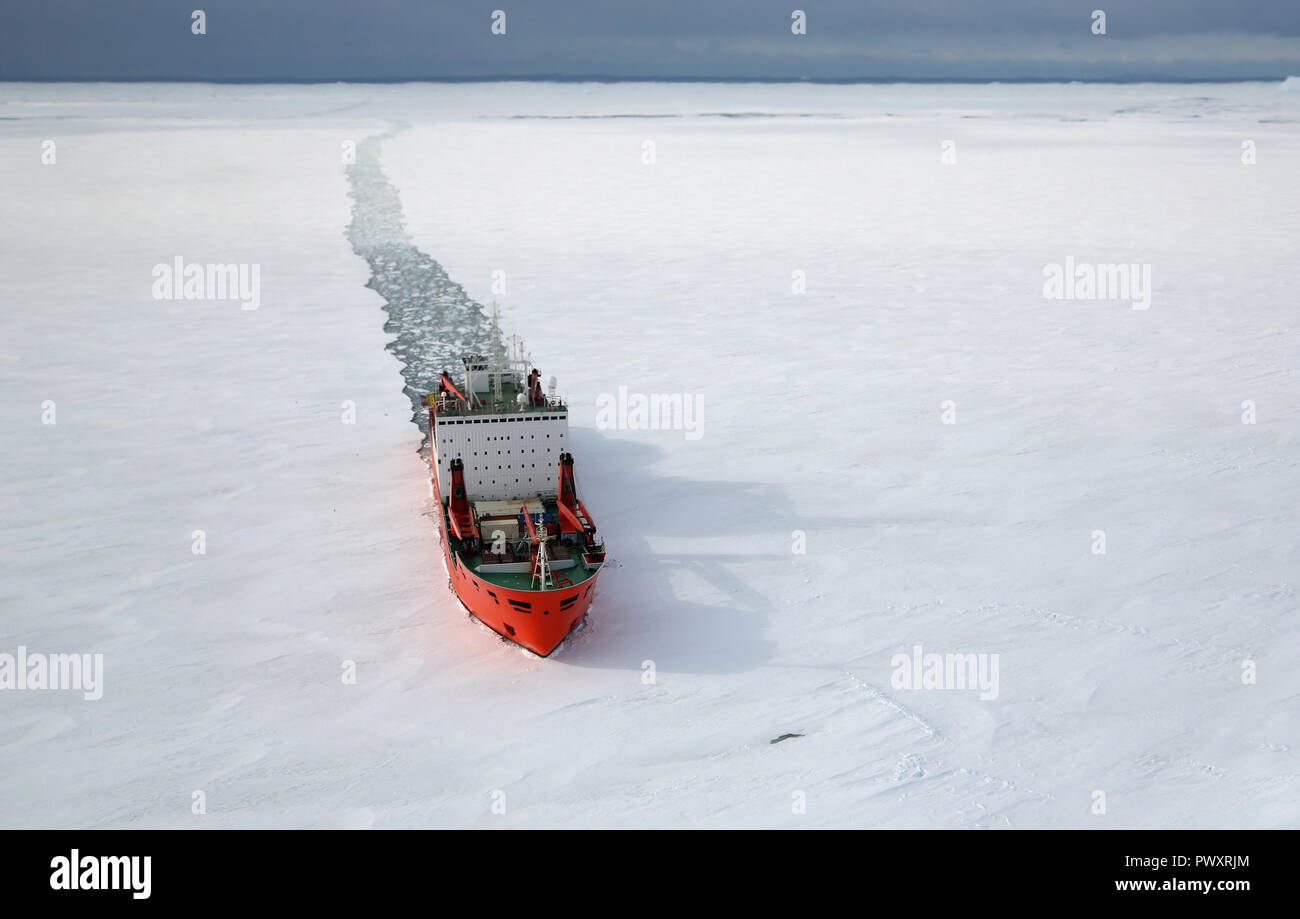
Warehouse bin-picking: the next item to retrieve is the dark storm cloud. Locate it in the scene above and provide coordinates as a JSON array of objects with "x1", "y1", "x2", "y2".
[{"x1": 2, "y1": 0, "x2": 1298, "y2": 81}]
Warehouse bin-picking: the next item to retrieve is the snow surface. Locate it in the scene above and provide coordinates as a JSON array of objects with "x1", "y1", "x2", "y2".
[{"x1": 1, "y1": 81, "x2": 1298, "y2": 828}]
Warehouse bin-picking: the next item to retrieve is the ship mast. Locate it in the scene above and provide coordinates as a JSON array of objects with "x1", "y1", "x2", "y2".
[
  {"x1": 521, "y1": 503, "x2": 554, "y2": 590},
  {"x1": 490, "y1": 302, "x2": 504, "y2": 410}
]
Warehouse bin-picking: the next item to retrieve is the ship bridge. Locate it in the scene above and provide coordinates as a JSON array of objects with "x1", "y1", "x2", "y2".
[{"x1": 427, "y1": 313, "x2": 569, "y2": 503}]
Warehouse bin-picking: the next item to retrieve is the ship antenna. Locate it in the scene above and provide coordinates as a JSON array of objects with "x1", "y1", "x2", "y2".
[{"x1": 490, "y1": 301, "x2": 504, "y2": 409}]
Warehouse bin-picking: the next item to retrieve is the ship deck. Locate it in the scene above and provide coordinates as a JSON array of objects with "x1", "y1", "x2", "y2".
[
  {"x1": 434, "y1": 377, "x2": 569, "y2": 418},
  {"x1": 463, "y1": 557, "x2": 601, "y2": 592},
  {"x1": 445, "y1": 497, "x2": 601, "y2": 592}
]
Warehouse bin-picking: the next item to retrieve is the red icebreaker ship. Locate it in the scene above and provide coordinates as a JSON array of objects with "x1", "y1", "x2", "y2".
[{"x1": 425, "y1": 318, "x2": 605, "y2": 656}]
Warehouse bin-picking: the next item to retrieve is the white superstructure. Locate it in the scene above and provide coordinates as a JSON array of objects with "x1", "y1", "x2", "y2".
[
  {"x1": 429, "y1": 308, "x2": 569, "y2": 502},
  {"x1": 432, "y1": 407, "x2": 568, "y2": 502}
]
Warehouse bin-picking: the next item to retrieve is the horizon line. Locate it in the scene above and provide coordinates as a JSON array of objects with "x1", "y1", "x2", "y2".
[{"x1": 2, "y1": 74, "x2": 1296, "y2": 86}]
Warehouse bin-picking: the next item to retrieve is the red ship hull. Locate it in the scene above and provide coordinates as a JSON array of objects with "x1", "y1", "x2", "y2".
[{"x1": 431, "y1": 458, "x2": 598, "y2": 656}]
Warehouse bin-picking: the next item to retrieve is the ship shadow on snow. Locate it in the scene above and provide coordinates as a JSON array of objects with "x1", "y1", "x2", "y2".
[{"x1": 554, "y1": 428, "x2": 789, "y2": 675}]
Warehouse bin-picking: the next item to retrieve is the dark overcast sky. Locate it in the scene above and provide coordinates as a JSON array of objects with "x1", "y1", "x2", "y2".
[{"x1": 2, "y1": 1, "x2": 1298, "y2": 81}]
